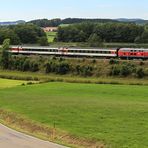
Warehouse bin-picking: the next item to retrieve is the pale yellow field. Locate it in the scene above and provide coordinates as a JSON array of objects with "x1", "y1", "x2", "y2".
[{"x1": 0, "y1": 78, "x2": 26, "y2": 89}]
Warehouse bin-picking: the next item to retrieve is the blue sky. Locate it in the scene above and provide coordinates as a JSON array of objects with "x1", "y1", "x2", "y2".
[{"x1": 0, "y1": 0, "x2": 148, "y2": 21}]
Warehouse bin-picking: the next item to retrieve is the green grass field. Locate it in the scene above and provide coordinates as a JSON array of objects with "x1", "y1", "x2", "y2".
[
  {"x1": 0, "y1": 81, "x2": 148, "y2": 147},
  {"x1": 46, "y1": 32, "x2": 57, "y2": 43}
]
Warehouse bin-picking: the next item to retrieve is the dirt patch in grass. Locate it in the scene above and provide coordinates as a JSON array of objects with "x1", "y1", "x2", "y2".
[{"x1": 0, "y1": 109, "x2": 105, "y2": 148}]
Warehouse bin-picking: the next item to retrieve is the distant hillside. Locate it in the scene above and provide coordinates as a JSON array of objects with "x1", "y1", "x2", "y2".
[
  {"x1": 0, "y1": 20, "x2": 25, "y2": 26},
  {"x1": 29, "y1": 18, "x2": 118, "y2": 27},
  {"x1": 116, "y1": 18, "x2": 148, "y2": 24}
]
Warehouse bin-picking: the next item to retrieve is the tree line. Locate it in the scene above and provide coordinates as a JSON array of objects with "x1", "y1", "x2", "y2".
[
  {"x1": 0, "y1": 24, "x2": 48, "y2": 45},
  {"x1": 56, "y1": 22, "x2": 148, "y2": 45},
  {"x1": 29, "y1": 18, "x2": 118, "y2": 27}
]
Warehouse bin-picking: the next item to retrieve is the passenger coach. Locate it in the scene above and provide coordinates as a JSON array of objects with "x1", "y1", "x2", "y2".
[{"x1": 9, "y1": 46, "x2": 148, "y2": 59}]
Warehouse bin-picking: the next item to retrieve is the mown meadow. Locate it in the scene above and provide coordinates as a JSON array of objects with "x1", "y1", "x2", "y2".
[{"x1": 0, "y1": 81, "x2": 148, "y2": 147}]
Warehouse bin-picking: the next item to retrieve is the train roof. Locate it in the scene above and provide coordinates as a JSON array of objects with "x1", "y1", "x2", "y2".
[
  {"x1": 10, "y1": 46, "x2": 116, "y2": 51},
  {"x1": 120, "y1": 48, "x2": 148, "y2": 51}
]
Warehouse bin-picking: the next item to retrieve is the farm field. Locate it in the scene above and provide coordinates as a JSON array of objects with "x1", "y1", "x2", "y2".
[{"x1": 0, "y1": 81, "x2": 148, "y2": 147}]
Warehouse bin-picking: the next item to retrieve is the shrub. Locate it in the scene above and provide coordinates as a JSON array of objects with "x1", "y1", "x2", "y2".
[
  {"x1": 22, "y1": 60, "x2": 30, "y2": 71},
  {"x1": 136, "y1": 68, "x2": 145, "y2": 78},
  {"x1": 45, "y1": 62, "x2": 52, "y2": 73},
  {"x1": 56, "y1": 62, "x2": 70, "y2": 75},
  {"x1": 31, "y1": 62, "x2": 39, "y2": 72},
  {"x1": 120, "y1": 65, "x2": 131, "y2": 77},
  {"x1": 139, "y1": 61, "x2": 144, "y2": 66},
  {"x1": 109, "y1": 59, "x2": 119, "y2": 65},
  {"x1": 80, "y1": 66, "x2": 93, "y2": 77},
  {"x1": 110, "y1": 66, "x2": 120, "y2": 76}
]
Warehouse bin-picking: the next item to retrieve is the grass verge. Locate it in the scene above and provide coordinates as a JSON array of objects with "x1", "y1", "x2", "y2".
[
  {"x1": 0, "y1": 70, "x2": 148, "y2": 85},
  {"x1": 0, "y1": 109, "x2": 105, "y2": 148}
]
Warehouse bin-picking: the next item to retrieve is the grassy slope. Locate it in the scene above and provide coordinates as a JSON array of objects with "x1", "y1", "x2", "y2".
[
  {"x1": 0, "y1": 82, "x2": 148, "y2": 147},
  {"x1": 46, "y1": 32, "x2": 57, "y2": 43},
  {"x1": 0, "y1": 69, "x2": 148, "y2": 85}
]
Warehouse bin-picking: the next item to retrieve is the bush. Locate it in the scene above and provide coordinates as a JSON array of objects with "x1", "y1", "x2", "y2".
[
  {"x1": 31, "y1": 62, "x2": 39, "y2": 72},
  {"x1": 139, "y1": 61, "x2": 144, "y2": 66},
  {"x1": 22, "y1": 60, "x2": 30, "y2": 71},
  {"x1": 109, "y1": 59, "x2": 119, "y2": 65},
  {"x1": 110, "y1": 66, "x2": 120, "y2": 76},
  {"x1": 120, "y1": 65, "x2": 131, "y2": 77},
  {"x1": 45, "y1": 62, "x2": 52, "y2": 73},
  {"x1": 56, "y1": 62, "x2": 70, "y2": 75},
  {"x1": 80, "y1": 66, "x2": 93, "y2": 77},
  {"x1": 136, "y1": 68, "x2": 145, "y2": 78}
]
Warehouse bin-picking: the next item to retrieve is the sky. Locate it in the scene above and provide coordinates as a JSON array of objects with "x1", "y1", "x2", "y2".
[{"x1": 0, "y1": 0, "x2": 148, "y2": 21}]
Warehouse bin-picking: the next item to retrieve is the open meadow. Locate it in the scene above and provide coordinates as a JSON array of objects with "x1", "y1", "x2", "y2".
[{"x1": 0, "y1": 80, "x2": 148, "y2": 147}]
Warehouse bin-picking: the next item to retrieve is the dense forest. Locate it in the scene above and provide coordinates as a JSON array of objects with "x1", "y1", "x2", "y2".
[
  {"x1": 56, "y1": 22, "x2": 148, "y2": 44},
  {"x1": 0, "y1": 24, "x2": 48, "y2": 45}
]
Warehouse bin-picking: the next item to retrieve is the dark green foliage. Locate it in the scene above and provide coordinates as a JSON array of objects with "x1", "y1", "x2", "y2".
[
  {"x1": 56, "y1": 62, "x2": 70, "y2": 74},
  {"x1": 110, "y1": 63, "x2": 137, "y2": 77},
  {"x1": 0, "y1": 24, "x2": 47, "y2": 44},
  {"x1": 120, "y1": 65, "x2": 132, "y2": 76},
  {"x1": 29, "y1": 19, "x2": 62, "y2": 27},
  {"x1": 88, "y1": 33, "x2": 103, "y2": 47},
  {"x1": 136, "y1": 68, "x2": 145, "y2": 78},
  {"x1": 0, "y1": 28, "x2": 20, "y2": 45},
  {"x1": 57, "y1": 22, "x2": 144, "y2": 43},
  {"x1": 22, "y1": 60, "x2": 30, "y2": 71},
  {"x1": 45, "y1": 62, "x2": 52, "y2": 73},
  {"x1": 45, "y1": 61, "x2": 70, "y2": 75},
  {"x1": 30, "y1": 62, "x2": 39, "y2": 72},
  {"x1": 29, "y1": 18, "x2": 118, "y2": 27},
  {"x1": 139, "y1": 61, "x2": 144, "y2": 66},
  {"x1": 109, "y1": 59, "x2": 119, "y2": 64},
  {"x1": 38, "y1": 36, "x2": 49, "y2": 46},
  {"x1": 110, "y1": 66, "x2": 120, "y2": 76},
  {"x1": 0, "y1": 39, "x2": 11, "y2": 69},
  {"x1": 75, "y1": 65, "x2": 93, "y2": 77}
]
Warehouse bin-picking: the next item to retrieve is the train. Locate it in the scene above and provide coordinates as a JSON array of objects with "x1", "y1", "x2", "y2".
[{"x1": 9, "y1": 46, "x2": 148, "y2": 59}]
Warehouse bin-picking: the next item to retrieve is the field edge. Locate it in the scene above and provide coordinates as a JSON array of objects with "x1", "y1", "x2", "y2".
[{"x1": 0, "y1": 109, "x2": 106, "y2": 148}]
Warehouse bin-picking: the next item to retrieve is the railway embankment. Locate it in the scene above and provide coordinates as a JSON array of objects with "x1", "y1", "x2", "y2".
[{"x1": 0, "y1": 57, "x2": 148, "y2": 86}]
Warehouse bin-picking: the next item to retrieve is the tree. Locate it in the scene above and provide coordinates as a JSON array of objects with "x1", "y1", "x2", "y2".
[
  {"x1": 88, "y1": 33, "x2": 103, "y2": 47},
  {"x1": 38, "y1": 36, "x2": 48, "y2": 46},
  {"x1": 1, "y1": 39, "x2": 11, "y2": 69}
]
